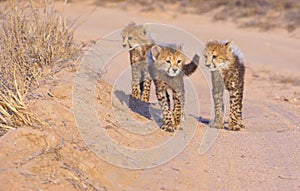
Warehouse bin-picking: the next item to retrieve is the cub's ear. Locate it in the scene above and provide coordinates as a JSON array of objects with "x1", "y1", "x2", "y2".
[
  {"x1": 141, "y1": 23, "x2": 150, "y2": 35},
  {"x1": 151, "y1": 45, "x2": 162, "y2": 61},
  {"x1": 128, "y1": 21, "x2": 136, "y2": 26},
  {"x1": 225, "y1": 41, "x2": 235, "y2": 54},
  {"x1": 178, "y1": 43, "x2": 183, "y2": 51},
  {"x1": 225, "y1": 41, "x2": 234, "y2": 53},
  {"x1": 206, "y1": 39, "x2": 213, "y2": 45}
]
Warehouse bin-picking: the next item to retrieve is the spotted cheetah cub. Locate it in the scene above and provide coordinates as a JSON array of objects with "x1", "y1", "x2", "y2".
[
  {"x1": 204, "y1": 40, "x2": 245, "y2": 131},
  {"x1": 122, "y1": 22, "x2": 153, "y2": 102},
  {"x1": 149, "y1": 44, "x2": 199, "y2": 132}
]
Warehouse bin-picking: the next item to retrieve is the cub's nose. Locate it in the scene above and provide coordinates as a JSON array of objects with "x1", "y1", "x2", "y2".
[
  {"x1": 122, "y1": 44, "x2": 126, "y2": 48},
  {"x1": 173, "y1": 68, "x2": 178, "y2": 72}
]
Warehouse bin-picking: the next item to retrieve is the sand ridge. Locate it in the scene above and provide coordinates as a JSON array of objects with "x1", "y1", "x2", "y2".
[{"x1": 0, "y1": 1, "x2": 299, "y2": 190}]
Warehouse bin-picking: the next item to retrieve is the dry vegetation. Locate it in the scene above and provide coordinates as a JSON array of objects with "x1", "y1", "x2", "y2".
[
  {"x1": 202, "y1": 0, "x2": 300, "y2": 31},
  {"x1": 125, "y1": 0, "x2": 300, "y2": 31},
  {"x1": 0, "y1": 0, "x2": 82, "y2": 134}
]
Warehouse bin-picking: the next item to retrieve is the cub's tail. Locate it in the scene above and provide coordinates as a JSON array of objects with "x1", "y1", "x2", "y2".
[{"x1": 182, "y1": 54, "x2": 200, "y2": 76}]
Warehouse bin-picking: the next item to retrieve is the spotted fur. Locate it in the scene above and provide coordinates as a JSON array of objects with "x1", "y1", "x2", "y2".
[
  {"x1": 149, "y1": 44, "x2": 199, "y2": 132},
  {"x1": 204, "y1": 40, "x2": 245, "y2": 131},
  {"x1": 122, "y1": 22, "x2": 153, "y2": 102}
]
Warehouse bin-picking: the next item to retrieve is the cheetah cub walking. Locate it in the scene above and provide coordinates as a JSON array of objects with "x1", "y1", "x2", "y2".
[
  {"x1": 149, "y1": 44, "x2": 199, "y2": 132},
  {"x1": 122, "y1": 22, "x2": 153, "y2": 102},
  {"x1": 204, "y1": 40, "x2": 245, "y2": 131}
]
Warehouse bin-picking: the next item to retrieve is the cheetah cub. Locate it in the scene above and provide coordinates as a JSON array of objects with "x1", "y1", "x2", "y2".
[
  {"x1": 149, "y1": 44, "x2": 199, "y2": 132},
  {"x1": 204, "y1": 40, "x2": 245, "y2": 131},
  {"x1": 122, "y1": 22, "x2": 153, "y2": 102}
]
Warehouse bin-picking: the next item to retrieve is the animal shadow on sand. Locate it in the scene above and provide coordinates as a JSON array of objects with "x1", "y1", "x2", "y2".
[
  {"x1": 114, "y1": 90, "x2": 229, "y2": 130},
  {"x1": 114, "y1": 90, "x2": 163, "y2": 123},
  {"x1": 114, "y1": 89, "x2": 151, "y2": 119}
]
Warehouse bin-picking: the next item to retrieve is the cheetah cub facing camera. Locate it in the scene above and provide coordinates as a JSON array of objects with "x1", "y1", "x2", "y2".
[
  {"x1": 149, "y1": 44, "x2": 199, "y2": 132},
  {"x1": 122, "y1": 22, "x2": 153, "y2": 102},
  {"x1": 204, "y1": 40, "x2": 245, "y2": 131}
]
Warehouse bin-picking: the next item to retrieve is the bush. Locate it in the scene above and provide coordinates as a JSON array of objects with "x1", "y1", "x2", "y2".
[{"x1": 0, "y1": 0, "x2": 82, "y2": 133}]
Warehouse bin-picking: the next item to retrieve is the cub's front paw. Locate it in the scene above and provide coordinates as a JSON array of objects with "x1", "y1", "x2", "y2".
[
  {"x1": 228, "y1": 123, "x2": 244, "y2": 131},
  {"x1": 209, "y1": 121, "x2": 224, "y2": 129},
  {"x1": 161, "y1": 123, "x2": 175, "y2": 132},
  {"x1": 174, "y1": 123, "x2": 183, "y2": 131}
]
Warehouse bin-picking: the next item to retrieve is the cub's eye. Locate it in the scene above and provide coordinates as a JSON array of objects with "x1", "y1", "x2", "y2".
[
  {"x1": 128, "y1": 36, "x2": 132, "y2": 40},
  {"x1": 203, "y1": 55, "x2": 207, "y2": 59},
  {"x1": 212, "y1": 55, "x2": 217, "y2": 59},
  {"x1": 166, "y1": 60, "x2": 171, "y2": 64},
  {"x1": 177, "y1": 60, "x2": 182, "y2": 64}
]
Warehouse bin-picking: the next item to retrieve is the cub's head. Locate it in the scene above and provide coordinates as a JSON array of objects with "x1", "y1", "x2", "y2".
[
  {"x1": 203, "y1": 40, "x2": 235, "y2": 71},
  {"x1": 151, "y1": 45, "x2": 185, "y2": 77},
  {"x1": 121, "y1": 22, "x2": 151, "y2": 49}
]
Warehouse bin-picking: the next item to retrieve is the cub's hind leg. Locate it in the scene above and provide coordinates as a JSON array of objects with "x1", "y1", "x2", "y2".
[
  {"x1": 228, "y1": 87, "x2": 244, "y2": 131},
  {"x1": 210, "y1": 71, "x2": 224, "y2": 129}
]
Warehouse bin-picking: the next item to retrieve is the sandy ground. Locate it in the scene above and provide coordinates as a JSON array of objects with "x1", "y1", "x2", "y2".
[{"x1": 0, "y1": 1, "x2": 300, "y2": 190}]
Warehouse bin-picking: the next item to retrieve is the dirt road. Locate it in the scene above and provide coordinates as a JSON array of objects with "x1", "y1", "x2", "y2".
[{"x1": 0, "y1": 1, "x2": 299, "y2": 190}]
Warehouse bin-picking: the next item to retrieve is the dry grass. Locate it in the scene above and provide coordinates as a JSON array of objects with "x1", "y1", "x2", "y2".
[
  {"x1": 0, "y1": 0, "x2": 82, "y2": 134},
  {"x1": 204, "y1": 0, "x2": 300, "y2": 31},
  {"x1": 124, "y1": 0, "x2": 300, "y2": 31}
]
